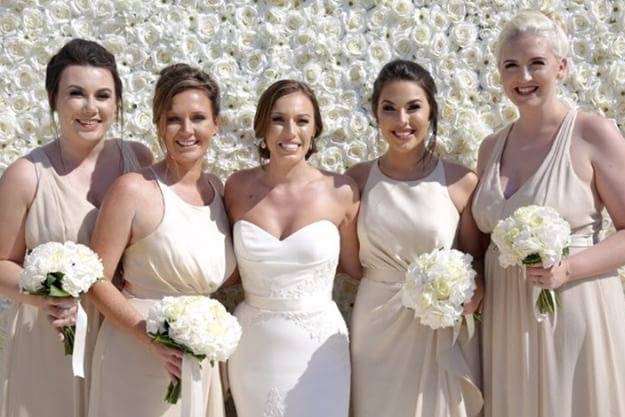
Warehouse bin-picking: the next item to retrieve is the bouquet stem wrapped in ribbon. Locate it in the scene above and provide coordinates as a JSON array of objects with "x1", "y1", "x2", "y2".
[
  {"x1": 19, "y1": 241, "x2": 103, "y2": 377},
  {"x1": 492, "y1": 205, "x2": 571, "y2": 321},
  {"x1": 146, "y1": 296, "x2": 241, "y2": 415},
  {"x1": 401, "y1": 248, "x2": 478, "y2": 343}
]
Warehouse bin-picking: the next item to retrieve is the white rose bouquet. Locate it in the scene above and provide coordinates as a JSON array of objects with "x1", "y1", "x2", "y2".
[
  {"x1": 402, "y1": 248, "x2": 477, "y2": 338},
  {"x1": 146, "y1": 296, "x2": 242, "y2": 404},
  {"x1": 491, "y1": 205, "x2": 571, "y2": 317},
  {"x1": 19, "y1": 241, "x2": 103, "y2": 377}
]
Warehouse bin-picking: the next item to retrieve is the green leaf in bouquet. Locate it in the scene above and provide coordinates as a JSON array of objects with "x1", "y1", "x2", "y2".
[
  {"x1": 522, "y1": 253, "x2": 542, "y2": 266},
  {"x1": 62, "y1": 325, "x2": 75, "y2": 355},
  {"x1": 48, "y1": 284, "x2": 71, "y2": 297},
  {"x1": 165, "y1": 379, "x2": 182, "y2": 404},
  {"x1": 537, "y1": 289, "x2": 559, "y2": 314}
]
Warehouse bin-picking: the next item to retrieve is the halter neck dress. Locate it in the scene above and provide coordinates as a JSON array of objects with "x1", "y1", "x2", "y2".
[
  {"x1": 87, "y1": 171, "x2": 235, "y2": 417},
  {"x1": 472, "y1": 109, "x2": 625, "y2": 417},
  {"x1": 351, "y1": 159, "x2": 483, "y2": 417},
  {"x1": 0, "y1": 141, "x2": 141, "y2": 417}
]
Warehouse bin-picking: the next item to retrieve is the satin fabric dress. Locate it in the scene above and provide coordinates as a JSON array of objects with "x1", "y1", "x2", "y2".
[
  {"x1": 351, "y1": 160, "x2": 483, "y2": 417},
  {"x1": 472, "y1": 109, "x2": 625, "y2": 417},
  {"x1": 87, "y1": 172, "x2": 235, "y2": 417},
  {"x1": 228, "y1": 219, "x2": 350, "y2": 417},
  {"x1": 0, "y1": 142, "x2": 140, "y2": 417}
]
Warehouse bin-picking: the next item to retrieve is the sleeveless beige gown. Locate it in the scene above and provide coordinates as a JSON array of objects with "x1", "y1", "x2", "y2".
[
  {"x1": 351, "y1": 160, "x2": 483, "y2": 417},
  {"x1": 87, "y1": 171, "x2": 236, "y2": 417},
  {"x1": 472, "y1": 109, "x2": 625, "y2": 417},
  {"x1": 0, "y1": 142, "x2": 140, "y2": 417}
]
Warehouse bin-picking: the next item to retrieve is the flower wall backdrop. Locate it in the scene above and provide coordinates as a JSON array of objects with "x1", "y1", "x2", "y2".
[{"x1": 1, "y1": 0, "x2": 625, "y2": 332}]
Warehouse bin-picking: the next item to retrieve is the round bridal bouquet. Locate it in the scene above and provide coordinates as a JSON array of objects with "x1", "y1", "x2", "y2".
[
  {"x1": 146, "y1": 296, "x2": 242, "y2": 404},
  {"x1": 20, "y1": 241, "x2": 103, "y2": 356},
  {"x1": 402, "y1": 248, "x2": 477, "y2": 331},
  {"x1": 491, "y1": 205, "x2": 571, "y2": 316}
]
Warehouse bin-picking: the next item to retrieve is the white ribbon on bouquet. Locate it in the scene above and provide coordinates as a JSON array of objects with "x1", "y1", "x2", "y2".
[
  {"x1": 181, "y1": 354, "x2": 208, "y2": 417},
  {"x1": 72, "y1": 301, "x2": 88, "y2": 378}
]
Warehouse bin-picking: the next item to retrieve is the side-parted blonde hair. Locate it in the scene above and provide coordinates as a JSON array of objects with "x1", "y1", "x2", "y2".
[{"x1": 495, "y1": 10, "x2": 569, "y2": 64}]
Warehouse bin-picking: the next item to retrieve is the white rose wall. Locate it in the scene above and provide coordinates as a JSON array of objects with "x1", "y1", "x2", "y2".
[{"x1": 1, "y1": 0, "x2": 625, "y2": 349}]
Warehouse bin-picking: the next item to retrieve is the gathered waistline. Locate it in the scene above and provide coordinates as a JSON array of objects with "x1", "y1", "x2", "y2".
[
  {"x1": 362, "y1": 268, "x2": 405, "y2": 285},
  {"x1": 244, "y1": 292, "x2": 332, "y2": 312}
]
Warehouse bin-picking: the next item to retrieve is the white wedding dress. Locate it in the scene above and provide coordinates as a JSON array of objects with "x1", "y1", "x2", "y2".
[{"x1": 228, "y1": 219, "x2": 350, "y2": 417}]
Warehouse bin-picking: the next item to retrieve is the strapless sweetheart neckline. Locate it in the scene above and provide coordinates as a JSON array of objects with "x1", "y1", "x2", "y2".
[{"x1": 234, "y1": 218, "x2": 337, "y2": 242}]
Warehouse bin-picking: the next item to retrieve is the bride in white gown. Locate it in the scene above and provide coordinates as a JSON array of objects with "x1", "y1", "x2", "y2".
[{"x1": 225, "y1": 80, "x2": 361, "y2": 417}]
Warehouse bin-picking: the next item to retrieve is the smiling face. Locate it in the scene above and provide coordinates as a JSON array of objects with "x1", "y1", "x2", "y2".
[
  {"x1": 376, "y1": 80, "x2": 431, "y2": 154},
  {"x1": 499, "y1": 33, "x2": 567, "y2": 108},
  {"x1": 54, "y1": 65, "x2": 117, "y2": 143},
  {"x1": 264, "y1": 92, "x2": 316, "y2": 162},
  {"x1": 160, "y1": 88, "x2": 218, "y2": 165}
]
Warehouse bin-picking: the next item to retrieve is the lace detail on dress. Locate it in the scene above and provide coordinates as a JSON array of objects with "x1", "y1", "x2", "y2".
[
  {"x1": 236, "y1": 303, "x2": 348, "y2": 343},
  {"x1": 263, "y1": 387, "x2": 285, "y2": 417},
  {"x1": 267, "y1": 258, "x2": 337, "y2": 299}
]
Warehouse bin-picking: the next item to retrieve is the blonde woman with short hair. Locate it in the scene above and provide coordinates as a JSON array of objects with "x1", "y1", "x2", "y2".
[{"x1": 473, "y1": 9, "x2": 625, "y2": 417}]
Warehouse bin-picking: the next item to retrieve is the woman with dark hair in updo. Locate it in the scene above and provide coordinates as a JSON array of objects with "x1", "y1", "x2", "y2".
[
  {"x1": 348, "y1": 59, "x2": 484, "y2": 417},
  {"x1": 86, "y1": 63, "x2": 235, "y2": 417},
  {"x1": 0, "y1": 38, "x2": 151, "y2": 417},
  {"x1": 225, "y1": 80, "x2": 361, "y2": 417}
]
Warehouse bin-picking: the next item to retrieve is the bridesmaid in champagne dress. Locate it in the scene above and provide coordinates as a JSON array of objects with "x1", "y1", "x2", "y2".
[
  {"x1": 0, "y1": 39, "x2": 151, "y2": 417},
  {"x1": 472, "y1": 10, "x2": 625, "y2": 417},
  {"x1": 87, "y1": 64, "x2": 235, "y2": 417},
  {"x1": 225, "y1": 80, "x2": 361, "y2": 417},
  {"x1": 349, "y1": 60, "x2": 484, "y2": 417}
]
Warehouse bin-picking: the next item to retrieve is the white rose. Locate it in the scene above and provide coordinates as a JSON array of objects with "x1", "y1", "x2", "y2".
[
  {"x1": 302, "y1": 62, "x2": 322, "y2": 86},
  {"x1": 128, "y1": 110, "x2": 153, "y2": 133},
  {"x1": 0, "y1": 11, "x2": 20, "y2": 34},
  {"x1": 211, "y1": 57, "x2": 238, "y2": 83},
  {"x1": 451, "y1": 22, "x2": 477, "y2": 48},
  {"x1": 343, "y1": 10, "x2": 366, "y2": 33},
  {"x1": 69, "y1": 0, "x2": 96, "y2": 14},
  {"x1": 314, "y1": 146, "x2": 344, "y2": 173},
  {"x1": 367, "y1": 39, "x2": 392, "y2": 64},
  {"x1": 235, "y1": 5, "x2": 257, "y2": 28},
  {"x1": 345, "y1": 140, "x2": 369, "y2": 167},
  {"x1": 569, "y1": 12, "x2": 592, "y2": 33},
  {"x1": 46, "y1": 1, "x2": 72, "y2": 21},
  {"x1": 284, "y1": 10, "x2": 305, "y2": 32},
  {"x1": 13, "y1": 64, "x2": 37, "y2": 90},
  {"x1": 391, "y1": 0, "x2": 414, "y2": 18},
  {"x1": 242, "y1": 50, "x2": 267, "y2": 75},
  {"x1": 499, "y1": 103, "x2": 519, "y2": 124},
  {"x1": 446, "y1": 0, "x2": 467, "y2": 23},
  {"x1": 430, "y1": 6, "x2": 449, "y2": 31},
  {"x1": 343, "y1": 34, "x2": 367, "y2": 58},
  {"x1": 394, "y1": 35, "x2": 416, "y2": 57},
  {"x1": 429, "y1": 32, "x2": 449, "y2": 59},
  {"x1": 347, "y1": 62, "x2": 367, "y2": 87},
  {"x1": 460, "y1": 45, "x2": 483, "y2": 68},
  {"x1": 195, "y1": 14, "x2": 220, "y2": 40},
  {"x1": 0, "y1": 112, "x2": 16, "y2": 143},
  {"x1": 367, "y1": 7, "x2": 388, "y2": 30},
  {"x1": 3, "y1": 36, "x2": 32, "y2": 62},
  {"x1": 411, "y1": 24, "x2": 431, "y2": 47}
]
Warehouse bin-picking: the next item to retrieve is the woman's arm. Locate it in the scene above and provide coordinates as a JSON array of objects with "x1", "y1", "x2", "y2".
[
  {"x1": 337, "y1": 174, "x2": 363, "y2": 280},
  {"x1": 0, "y1": 158, "x2": 77, "y2": 328},
  {"x1": 445, "y1": 161, "x2": 485, "y2": 314},
  {"x1": 530, "y1": 116, "x2": 625, "y2": 288}
]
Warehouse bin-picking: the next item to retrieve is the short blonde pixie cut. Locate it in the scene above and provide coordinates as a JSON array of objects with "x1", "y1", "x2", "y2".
[{"x1": 495, "y1": 10, "x2": 569, "y2": 63}]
